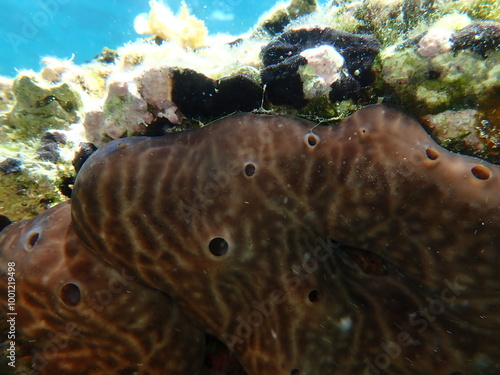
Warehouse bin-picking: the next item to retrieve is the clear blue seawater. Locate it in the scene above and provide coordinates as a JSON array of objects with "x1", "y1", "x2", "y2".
[{"x1": 0, "y1": 0, "x2": 309, "y2": 77}]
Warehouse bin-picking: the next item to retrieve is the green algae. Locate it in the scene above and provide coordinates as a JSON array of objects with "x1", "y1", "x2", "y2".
[
  {"x1": 259, "y1": 0, "x2": 318, "y2": 34},
  {"x1": 353, "y1": 3, "x2": 426, "y2": 44},
  {"x1": 103, "y1": 93, "x2": 131, "y2": 118},
  {"x1": 380, "y1": 49, "x2": 429, "y2": 85},
  {"x1": 378, "y1": 47, "x2": 500, "y2": 115},
  {"x1": 265, "y1": 97, "x2": 364, "y2": 124},
  {"x1": 288, "y1": 0, "x2": 317, "y2": 18},
  {"x1": 439, "y1": 0, "x2": 500, "y2": 21},
  {"x1": 415, "y1": 85, "x2": 451, "y2": 111},
  {"x1": 0, "y1": 169, "x2": 64, "y2": 222},
  {"x1": 5, "y1": 75, "x2": 82, "y2": 140},
  {"x1": 0, "y1": 127, "x2": 74, "y2": 221}
]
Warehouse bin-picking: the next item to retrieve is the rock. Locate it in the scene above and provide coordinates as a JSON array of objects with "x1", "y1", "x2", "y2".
[
  {"x1": 452, "y1": 21, "x2": 500, "y2": 57},
  {"x1": 0, "y1": 158, "x2": 22, "y2": 174},
  {"x1": 5, "y1": 75, "x2": 81, "y2": 140},
  {"x1": 261, "y1": 27, "x2": 380, "y2": 108}
]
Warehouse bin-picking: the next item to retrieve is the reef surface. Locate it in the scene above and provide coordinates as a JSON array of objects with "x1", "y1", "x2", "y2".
[
  {"x1": 1, "y1": 0, "x2": 500, "y2": 374},
  {"x1": 1, "y1": 0, "x2": 499, "y2": 220}
]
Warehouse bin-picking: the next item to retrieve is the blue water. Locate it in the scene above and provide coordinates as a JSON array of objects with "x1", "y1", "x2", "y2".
[{"x1": 0, "y1": 0, "x2": 284, "y2": 77}]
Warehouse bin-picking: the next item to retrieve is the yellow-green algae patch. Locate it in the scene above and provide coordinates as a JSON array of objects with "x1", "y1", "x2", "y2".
[
  {"x1": 378, "y1": 49, "x2": 500, "y2": 113},
  {"x1": 0, "y1": 138, "x2": 73, "y2": 221},
  {"x1": 0, "y1": 170, "x2": 62, "y2": 222},
  {"x1": 439, "y1": 0, "x2": 500, "y2": 21},
  {"x1": 5, "y1": 75, "x2": 82, "y2": 140}
]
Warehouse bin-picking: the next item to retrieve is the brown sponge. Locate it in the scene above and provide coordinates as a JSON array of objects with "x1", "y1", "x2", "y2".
[
  {"x1": 0, "y1": 201, "x2": 205, "y2": 374},
  {"x1": 69, "y1": 104, "x2": 500, "y2": 374}
]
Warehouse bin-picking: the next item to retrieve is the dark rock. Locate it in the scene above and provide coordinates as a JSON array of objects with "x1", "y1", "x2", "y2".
[
  {"x1": 37, "y1": 131, "x2": 67, "y2": 162},
  {"x1": 58, "y1": 175, "x2": 75, "y2": 198},
  {"x1": 216, "y1": 74, "x2": 263, "y2": 113},
  {"x1": 94, "y1": 47, "x2": 119, "y2": 64},
  {"x1": 262, "y1": 13, "x2": 291, "y2": 35},
  {"x1": 260, "y1": 55, "x2": 308, "y2": 108},
  {"x1": 0, "y1": 215, "x2": 12, "y2": 232},
  {"x1": 73, "y1": 142, "x2": 97, "y2": 173},
  {"x1": 452, "y1": 22, "x2": 500, "y2": 57},
  {"x1": 172, "y1": 69, "x2": 216, "y2": 118},
  {"x1": 258, "y1": 0, "x2": 318, "y2": 35},
  {"x1": 37, "y1": 143, "x2": 60, "y2": 162},
  {"x1": 39, "y1": 197, "x2": 54, "y2": 205},
  {"x1": 172, "y1": 70, "x2": 263, "y2": 119},
  {"x1": 154, "y1": 36, "x2": 164, "y2": 45},
  {"x1": 0, "y1": 158, "x2": 22, "y2": 174},
  {"x1": 41, "y1": 131, "x2": 67, "y2": 145},
  {"x1": 144, "y1": 117, "x2": 177, "y2": 136},
  {"x1": 329, "y1": 74, "x2": 362, "y2": 102},
  {"x1": 261, "y1": 27, "x2": 380, "y2": 108}
]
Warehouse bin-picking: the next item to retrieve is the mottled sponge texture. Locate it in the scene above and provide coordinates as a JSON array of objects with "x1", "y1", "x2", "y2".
[
  {"x1": 71, "y1": 105, "x2": 500, "y2": 374},
  {"x1": 0, "y1": 202, "x2": 205, "y2": 374}
]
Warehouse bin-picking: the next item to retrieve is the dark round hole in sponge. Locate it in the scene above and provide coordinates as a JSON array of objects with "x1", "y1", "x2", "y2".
[
  {"x1": 244, "y1": 163, "x2": 256, "y2": 177},
  {"x1": 209, "y1": 237, "x2": 229, "y2": 256},
  {"x1": 291, "y1": 369, "x2": 301, "y2": 375},
  {"x1": 24, "y1": 231, "x2": 40, "y2": 251},
  {"x1": 308, "y1": 290, "x2": 319, "y2": 302},
  {"x1": 425, "y1": 147, "x2": 440, "y2": 160},
  {"x1": 60, "y1": 283, "x2": 81, "y2": 306},
  {"x1": 471, "y1": 165, "x2": 491, "y2": 180},
  {"x1": 306, "y1": 134, "x2": 318, "y2": 147}
]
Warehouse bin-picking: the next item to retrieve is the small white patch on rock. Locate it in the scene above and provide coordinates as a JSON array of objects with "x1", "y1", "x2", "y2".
[
  {"x1": 299, "y1": 45, "x2": 345, "y2": 99},
  {"x1": 417, "y1": 28, "x2": 453, "y2": 57}
]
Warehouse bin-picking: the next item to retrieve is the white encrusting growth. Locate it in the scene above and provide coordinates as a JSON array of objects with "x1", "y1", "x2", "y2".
[
  {"x1": 417, "y1": 27, "x2": 453, "y2": 57},
  {"x1": 298, "y1": 45, "x2": 345, "y2": 99},
  {"x1": 134, "y1": 0, "x2": 208, "y2": 49}
]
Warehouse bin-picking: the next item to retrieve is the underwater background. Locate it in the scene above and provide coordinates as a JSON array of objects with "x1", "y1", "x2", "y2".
[{"x1": 0, "y1": 0, "x2": 328, "y2": 77}]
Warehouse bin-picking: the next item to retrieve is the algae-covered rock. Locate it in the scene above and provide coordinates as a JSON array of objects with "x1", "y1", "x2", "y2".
[
  {"x1": 3, "y1": 1, "x2": 500, "y2": 373},
  {"x1": 0, "y1": 126, "x2": 75, "y2": 221},
  {"x1": 379, "y1": 46, "x2": 500, "y2": 113},
  {"x1": 5, "y1": 74, "x2": 82, "y2": 140},
  {"x1": 439, "y1": 0, "x2": 500, "y2": 21},
  {"x1": 380, "y1": 48, "x2": 429, "y2": 86},
  {"x1": 261, "y1": 26, "x2": 380, "y2": 108},
  {"x1": 0, "y1": 167, "x2": 64, "y2": 222},
  {"x1": 415, "y1": 85, "x2": 451, "y2": 111},
  {"x1": 258, "y1": 0, "x2": 318, "y2": 34},
  {"x1": 421, "y1": 108, "x2": 500, "y2": 163}
]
